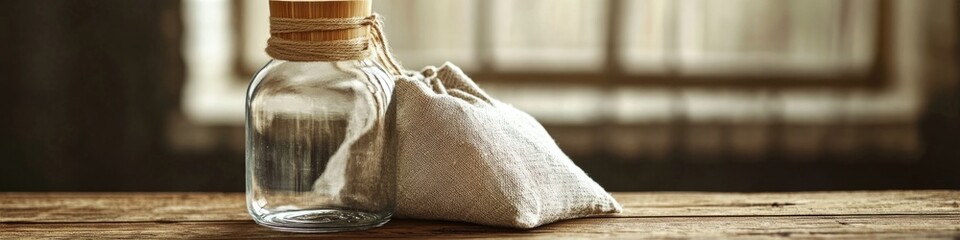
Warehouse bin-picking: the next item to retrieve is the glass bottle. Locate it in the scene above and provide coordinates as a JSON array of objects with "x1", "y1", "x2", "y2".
[{"x1": 246, "y1": 0, "x2": 395, "y2": 233}]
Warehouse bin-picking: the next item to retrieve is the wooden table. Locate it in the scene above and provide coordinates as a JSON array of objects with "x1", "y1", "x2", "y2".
[{"x1": 2, "y1": 191, "x2": 959, "y2": 239}]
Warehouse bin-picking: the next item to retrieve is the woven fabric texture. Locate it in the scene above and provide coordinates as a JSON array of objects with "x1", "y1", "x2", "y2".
[{"x1": 393, "y1": 62, "x2": 622, "y2": 229}]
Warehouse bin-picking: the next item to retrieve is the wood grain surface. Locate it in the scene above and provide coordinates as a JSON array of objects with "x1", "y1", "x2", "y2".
[{"x1": 2, "y1": 191, "x2": 959, "y2": 239}]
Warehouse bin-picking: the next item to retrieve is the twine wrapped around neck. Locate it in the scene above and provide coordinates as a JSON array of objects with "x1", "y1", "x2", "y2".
[{"x1": 266, "y1": 14, "x2": 404, "y2": 76}]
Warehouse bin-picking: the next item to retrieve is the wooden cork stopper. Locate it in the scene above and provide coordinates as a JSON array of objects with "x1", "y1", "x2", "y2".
[{"x1": 269, "y1": 0, "x2": 372, "y2": 42}]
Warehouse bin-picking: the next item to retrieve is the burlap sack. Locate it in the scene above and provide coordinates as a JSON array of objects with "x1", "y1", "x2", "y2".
[{"x1": 395, "y1": 62, "x2": 622, "y2": 229}]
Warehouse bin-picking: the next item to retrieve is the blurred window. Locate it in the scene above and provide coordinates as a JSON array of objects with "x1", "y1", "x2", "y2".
[
  {"x1": 182, "y1": 0, "x2": 893, "y2": 125},
  {"x1": 236, "y1": 0, "x2": 882, "y2": 84},
  {"x1": 622, "y1": 0, "x2": 878, "y2": 79},
  {"x1": 180, "y1": 0, "x2": 926, "y2": 161}
]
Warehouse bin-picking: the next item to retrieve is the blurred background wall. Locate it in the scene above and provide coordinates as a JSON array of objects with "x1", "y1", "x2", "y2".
[{"x1": 1, "y1": 0, "x2": 958, "y2": 192}]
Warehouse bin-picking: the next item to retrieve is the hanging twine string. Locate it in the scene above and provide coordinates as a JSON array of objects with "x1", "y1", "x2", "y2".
[{"x1": 266, "y1": 14, "x2": 404, "y2": 76}]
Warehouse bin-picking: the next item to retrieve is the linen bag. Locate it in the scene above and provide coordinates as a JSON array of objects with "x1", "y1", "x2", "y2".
[{"x1": 394, "y1": 62, "x2": 622, "y2": 229}]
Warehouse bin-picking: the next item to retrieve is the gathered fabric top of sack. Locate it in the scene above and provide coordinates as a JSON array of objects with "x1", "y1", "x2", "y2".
[{"x1": 392, "y1": 62, "x2": 622, "y2": 229}]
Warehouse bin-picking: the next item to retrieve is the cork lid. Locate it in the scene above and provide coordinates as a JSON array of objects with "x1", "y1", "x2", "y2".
[{"x1": 269, "y1": 0, "x2": 372, "y2": 41}]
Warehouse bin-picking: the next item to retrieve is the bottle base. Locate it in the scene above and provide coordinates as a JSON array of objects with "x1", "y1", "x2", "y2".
[{"x1": 254, "y1": 209, "x2": 391, "y2": 233}]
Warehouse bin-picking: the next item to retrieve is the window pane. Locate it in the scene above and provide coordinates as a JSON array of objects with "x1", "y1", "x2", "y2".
[
  {"x1": 490, "y1": 0, "x2": 607, "y2": 72},
  {"x1": 375, "y1": 0, "x2": 478, "y2": 71},
  {"x1": 620, "y1": 0, "x2": 878, "y2": 78},
  {"x1": 620, "y1": 0, "x2": 671, "y2": 74},
  {"x1": 241, "y1": 0, "x2": 270, "y2": 73}
]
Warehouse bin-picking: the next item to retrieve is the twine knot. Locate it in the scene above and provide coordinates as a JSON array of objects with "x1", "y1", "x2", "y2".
[{"x1": 266, "y1": 14, "x2": 403, "y2": 76}]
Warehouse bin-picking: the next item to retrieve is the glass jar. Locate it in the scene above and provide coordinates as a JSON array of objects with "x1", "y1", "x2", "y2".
[{"x1": 245, "y1": 57, "x2": 396, "y2": 232}]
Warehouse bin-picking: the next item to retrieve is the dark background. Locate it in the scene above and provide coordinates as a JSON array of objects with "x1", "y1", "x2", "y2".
[{"x1": 1, "y1": 0, "x2": 958, "y2": 192}]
